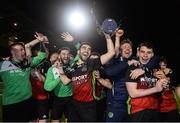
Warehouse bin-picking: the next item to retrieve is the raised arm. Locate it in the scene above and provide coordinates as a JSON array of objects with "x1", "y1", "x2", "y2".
[
  {"x1": 61, "y1": 32, "x2": 75, "y2": 42},
  {"x1": 115, "y1": 29, "x2": 124, "y2": 57},
  {"x1": 25, "y1": 32, "x2": 49, "y2": 57},
  {"x1": 61, "y1": 32, "x2": 81, "y2": 49},
  {"x1": 100, "y1": 33, "x2": 115, "y2": 65}
]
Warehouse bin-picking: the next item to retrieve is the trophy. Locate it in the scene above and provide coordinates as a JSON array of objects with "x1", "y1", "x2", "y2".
[{"x1": 101, "y1": 18, "x2": 118, "y2": 36}]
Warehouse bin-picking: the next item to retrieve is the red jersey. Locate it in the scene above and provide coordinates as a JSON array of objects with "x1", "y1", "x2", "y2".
[
  {"x1": 130, "y1": 80, "x2": 159, "y2": 114},
  {"x1": 68, "y1": 62, "x2": 95, "y2": 102},
  {"x1": 67, "y1": 58, "x2": 102, "y2": 102},
  {"x1": 30, "y1": 77, "x2": 48, "y2": 100},
  {"x1": 72, "y1": 72, "x2": 94, "y2": 102},
  {"x1": 126, "y1": 65, "x2": 159, "y2": 114},
  {"x1": 159, "y1": 90, "x2": 177, "y2": 112}
]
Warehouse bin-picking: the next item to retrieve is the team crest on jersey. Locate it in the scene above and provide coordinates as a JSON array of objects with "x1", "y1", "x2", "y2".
[
  {"x1": 108, "y1": 112, "x2": 114, "y2": 118},
  {"x1": 52, "y1": 67, "x2": 60, "y2": 79}
]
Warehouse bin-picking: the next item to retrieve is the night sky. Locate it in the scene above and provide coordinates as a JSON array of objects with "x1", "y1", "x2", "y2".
[{"x1": 0, "y1": 0, "x2": 180, "y2": 80}]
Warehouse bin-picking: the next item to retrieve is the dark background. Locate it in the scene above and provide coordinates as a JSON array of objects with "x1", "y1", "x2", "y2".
[{"x1": 0, "y1": 0, "x2": 180, "y2": 80}]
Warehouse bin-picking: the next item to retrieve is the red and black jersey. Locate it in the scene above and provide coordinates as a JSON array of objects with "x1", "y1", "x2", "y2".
[
  {"x1": 30, "y1": 77, "x2": 48, "y2": 100},
  {"x1": 155, "y1": 67, "x2": 178, "y2": 112},
  {"x1": 159, "y1": 89, "x2": 177, "y2": 112},
  {"x1": 126, "y1": 64, "x2": 159, "y2": 114},
  {"x1": 70, "y1": 64, "x2": 94, "y2": 102},
  {"x1": 67, "y1": 57, "x2": 102, "y2": 102}
]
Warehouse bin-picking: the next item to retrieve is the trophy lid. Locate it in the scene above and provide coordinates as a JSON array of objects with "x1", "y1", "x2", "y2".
[{"x1": 102, "y1": 18, "x2": 117, "y2": 34}]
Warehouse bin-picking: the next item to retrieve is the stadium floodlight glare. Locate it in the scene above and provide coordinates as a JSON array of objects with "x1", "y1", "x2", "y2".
[
  {"x1": 68, "y1": 10, "x2": 86, "y2": 29},
  {"x1": 61, "y1": 4, "x2": 92, "y2": 34}
]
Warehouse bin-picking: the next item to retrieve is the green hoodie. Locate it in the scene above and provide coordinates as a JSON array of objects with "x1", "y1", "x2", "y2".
[
  {"x1": 44, "y1": 66, "x2": 72, "y2": 97},
  {"x1": 0, "y1": 52, "x2": 46, "y2": 105}
]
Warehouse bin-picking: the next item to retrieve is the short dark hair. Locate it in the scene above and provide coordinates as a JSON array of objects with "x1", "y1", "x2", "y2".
[
  {"x1": 121, "y1": 39, "x2": 133, "y2": 47},
  {"x1": 59, "y1": 47, "x2": 71, "y2": 53},
  {"x1": 159, "y1": 56, "x2": 167, "y2": 65},
  {"x1": 79, "y1": 41, "x2": 92, "y2": 49},
  {"x1": 50, "y1": 52, "x2": 58, "y2": 57},
  {"x1": 138, "y1": 41, "x2": 154, "y2": 51}
]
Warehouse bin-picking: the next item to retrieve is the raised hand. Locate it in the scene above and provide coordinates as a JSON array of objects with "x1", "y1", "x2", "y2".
[
  {"x1": 34, "y1": 32, "x2": 49, "y2": 44},
  {"x1": 61, "y1": 32, "x2": 74, "y2": 42},
  {"x1": 115, "y1": 29, "x2": 124, "y2": 38},
  {"x1": 103, "y1": 32, "x2": 111, "y2": 39}
]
